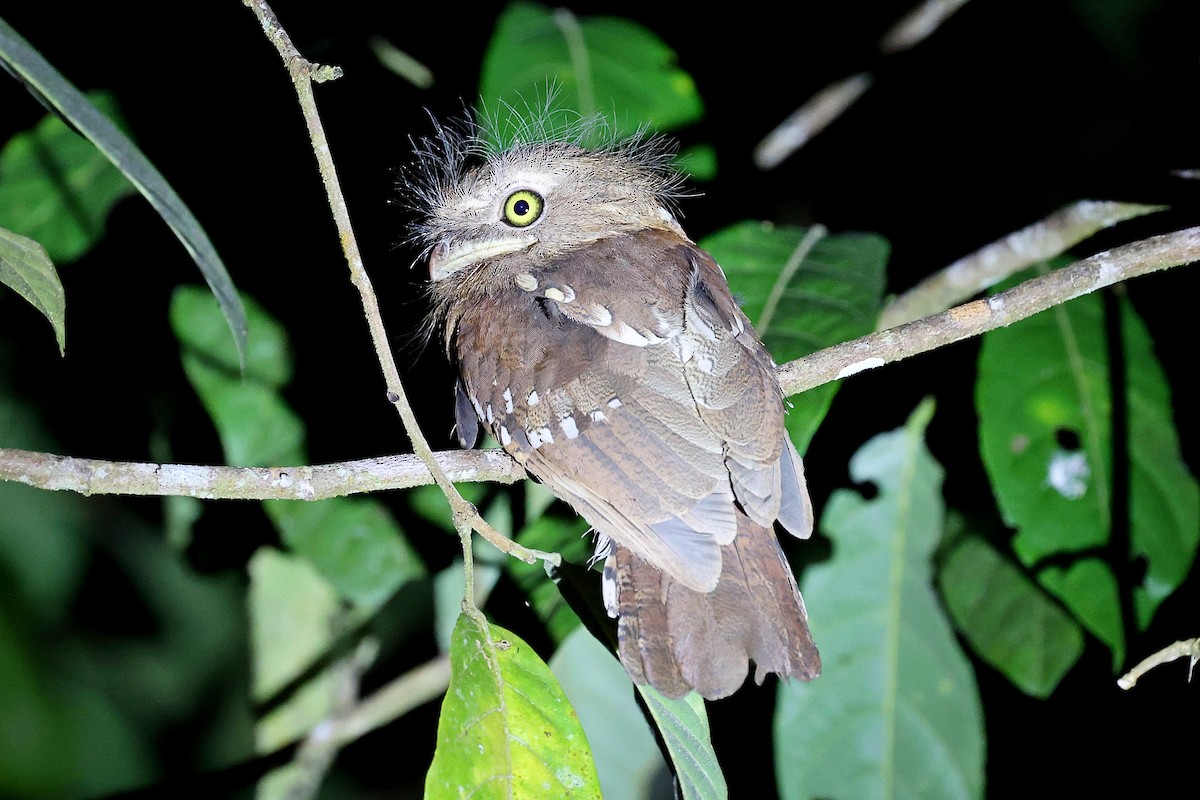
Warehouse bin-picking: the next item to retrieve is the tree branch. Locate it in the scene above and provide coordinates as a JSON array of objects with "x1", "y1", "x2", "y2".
[
  {"x1": 777, "y1": 225, "x2": 1199, "y2": 392},
  {"x1": 3, "y1": 226, "x2": 1195, "y2": 502},
  {"x1": 1118, "y1": 638, "x2": 1199, "y2": 689}
]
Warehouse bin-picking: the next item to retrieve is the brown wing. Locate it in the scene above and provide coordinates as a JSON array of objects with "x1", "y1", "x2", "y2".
[{"x1": 449, "y1": 228, "x2": 809, "y2": 591}]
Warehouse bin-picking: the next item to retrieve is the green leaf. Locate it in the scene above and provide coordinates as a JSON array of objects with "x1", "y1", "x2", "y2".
[
  {"x1": 510, "y1": 513, "x2": 592, "y2": 642},
  {"x1": 775, "y1": 400, "x2": 984, "y2": 800},
  {"x1": 170, "y1": 285, "x2": 291, "y2": 387},
  {"x1": 677, "y1": 143, "x2": 717, "y2": 181},
  {"x1": 977, "y1": 273, "x2": 1198, "y2": 658},
  {"x1": 249, "y1": 548, "x2": 341, "y2": 751},
  {"x1": 1120, "y1": 301, "x2": 1200, "y2": 626},
  {"x1": 548, "y1": 627, "x2": 668, "y2": 799},
  {"x1": 426, "y1": 613, "x2": 601, "y2": 799},
  {"x1": 0, "y1": 19, "x2": 247, "y2": 361},
  {"x1": 480, "y1": 2, "x2": 704, "y2": 145},
  {"x1": 170, "y1": 287, "x2": 424, "y2": 608},
  {"x1": 700, "y1": 222, "x2": 889, "y2": 452},
  {"x1": 637, "y1": 686, "x2": 727, "y2": 800},
  {"x1": 266, "y1": 499, "x2": 424, "y2": 611},
  {"x1": 0, "y1": 226, "x2": 64, "y2": 354},
  {"x1": 938, "y1": 535, "x2": 1084, "y2": 697},
  {"x1": 0, "y1": 91, "x2": 134, "y2": 264}
]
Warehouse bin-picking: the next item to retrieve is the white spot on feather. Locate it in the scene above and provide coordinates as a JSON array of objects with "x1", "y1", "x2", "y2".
[
  {"x1": 503, "y1": 388, "x2": 514, "y2": 413},
  {"x1": 485, "y1": 404, "x2": 494, "y2": 424},
  {"x1": 499, "y1": 425, "x2": 512, "y2": 446},
  {"x1": 528, "y1": 390, "x2": 540, "y2": 406},
  {"x1": 607, "y1": 397, "x2": 622, "y2": 409},
  {"x1": 608, "y1": 321, "x2": 655, "y2": 346},
  {"x1": 515, "y1": 273, "x2": 538, "y2": 291},
  {"x1": 560, "y1": 416, "x2": 579, "y2": 438},
  {"x1": 588, "y1": 305, "x2": 613, "y2": 325}
]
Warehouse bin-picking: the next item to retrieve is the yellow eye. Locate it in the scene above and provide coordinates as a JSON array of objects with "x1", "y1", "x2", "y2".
[{"x1": 502, "y1": 190, "x2": 544, "y2": 228}]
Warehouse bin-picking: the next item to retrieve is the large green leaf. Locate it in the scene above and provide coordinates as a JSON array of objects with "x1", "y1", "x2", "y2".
[
  {"x1": 0, "y1": 226, "x2": 63, "y2": 354},
  {"x1": 775, "y1": 400, "x2": 984, "y2": 800},
  {"x1": 548, "y1": 627, "x2": 668, "y2": 800},
  {"x1": 0, "y1": 91, "x2": 134, "y2": 264},
  {"x1": 977, "y1": 272, "x2": 1198, "y2": 660},
  {"x1": 939, "y1": 535, "x2": 1084, "y2": 698},
  {"x1": 700, "y1": 222, "x2": 888, "y2": 452},
  {"x1": 170, "y1": 287, "x2": 423, "y2": 608},
  {"x1": 480, "y1": 2, "x2": 704, "y2": 148},
  {"x1": 426, "y1": 613, "x2": 601, "y2": 799},
  {"x1": 0, "y1": 18, "x2": 247, "y2": 361}
]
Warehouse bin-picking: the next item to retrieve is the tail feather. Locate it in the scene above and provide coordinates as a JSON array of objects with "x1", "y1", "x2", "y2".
[{"x1": 612, "y1": 515, "x2": 820, "y2": 700}]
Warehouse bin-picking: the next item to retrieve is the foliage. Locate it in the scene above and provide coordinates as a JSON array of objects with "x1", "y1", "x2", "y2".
[{"x1": 0, "y1": 3, "x2": 1195, "y2": 799}]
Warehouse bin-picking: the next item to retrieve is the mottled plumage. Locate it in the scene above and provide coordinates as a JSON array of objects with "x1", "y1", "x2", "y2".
[{"x1": 409, "y1": 119, "x2": 820, "y2": 699}]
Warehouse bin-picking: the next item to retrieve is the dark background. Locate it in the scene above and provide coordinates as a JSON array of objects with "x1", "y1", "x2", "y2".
[{"x1": 1, "y1": 1, "x2": 1197, "y2": 797}]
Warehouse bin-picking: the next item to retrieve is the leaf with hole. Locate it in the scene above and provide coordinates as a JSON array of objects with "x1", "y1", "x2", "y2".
[{"x1": 977, "y1": 267, "x2": 1199, "y2": 661}]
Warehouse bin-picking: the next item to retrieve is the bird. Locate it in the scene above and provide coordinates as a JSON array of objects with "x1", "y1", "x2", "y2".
[{"x1": 407, "y1": 117, "x2": 820, "y2": 700}]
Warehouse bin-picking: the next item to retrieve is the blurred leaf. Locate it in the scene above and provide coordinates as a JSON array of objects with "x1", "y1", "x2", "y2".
[
  {"x1": 480, "y1": 2, "x2": 704, "y2": 146},
  {"x1": 0, "y1": 633, "x2": 155, "y2": 798},
  {"x1": 0, "y1": 21, "x2": 247, "y2": 360},
  {"x1": 677, "y1": 143, "x2": 717, "y2": 181},
  {"x1": 775, "y1": 400, "x2": 984, "y2": 800},
  {"x1": 939, "y1": 535, "x2": 1084, "y2": 697},
  {"x1": 249, "y1": 548, "x2": 340, "y2": 751},
  {"x1": 0, "y1": 226, "x2": 64, "y2": 353},
  {"x1": 977, "y1": 271, "x2": 1198, "y2": 659},
  {"x1": 511, "y1": 513, "x2": 592, "y2": 642},
  {"x1": 638, "y1": 686, "x2": 727, "y2": 800},
  {"x1": 171, "y1": 286, "x2": 291, "y2": 386},
  {"x1": 426, "y1": 613, "x2": 601, "y2": 799},
  {"x1": 1070, "y1": 0, "x2": 1165, "y2": 66},
  {"x1": 549, "y1": 627, "x2": 667, "y2": 800},
  {"x1": 700, "y1": 222, "x2": 888, "y2": 452},
  {"x1": 409, "y1": 482, "x2": 488, "y2": 534},
  {"x1": 180, "y1": 354, "x2": 305, "y2": 467},
  {"x1": 0, "y1": 379, "x2": 89, "y2": 617},
  {"x1": 171, "y1": 287, "x2": 424, "y2": 608},
  {"x1": 0, "y1": 91, "x2": 134, "y2": 264},
  {"x1": 266, "y1": 498, "x2": 424, "y2": 611}
]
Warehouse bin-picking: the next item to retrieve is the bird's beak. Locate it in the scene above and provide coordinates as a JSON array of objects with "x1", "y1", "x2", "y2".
[{"x1": 428, "y1": 236, "x2": 538, "y2": 281}]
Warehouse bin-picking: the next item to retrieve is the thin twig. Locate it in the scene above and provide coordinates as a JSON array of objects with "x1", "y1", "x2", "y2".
[
  {"x1": 754, "y1": 74, "x2": 872, "y2": 170},
  {"x1": 777, "y1": 225, "x2": 1200, "y2": 393},
  {"x1": 4, "y1": 227, "x2": 1195, "y2": 502},
  {"x1": 241, "y1": 0, "x2": 556, "y2": 569},
  {"x1": 879, "y1": 0, "x2": 974, "y2": 53},
  {"x1": 878, "y1": 200, "x2": 1166, "y2": 329},
  {"x1": 1118, "y1": 638, "x2": 1200, "y2": 689}
]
